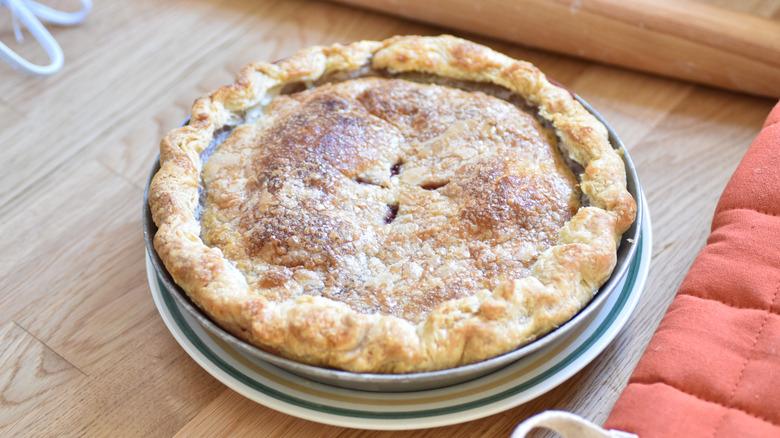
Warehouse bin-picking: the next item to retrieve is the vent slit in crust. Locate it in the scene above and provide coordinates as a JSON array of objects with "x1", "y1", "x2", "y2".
[
  {"x1": 385, "y1": 204, "x2": 399, "y2": 224},
  {"x1": 390, "y1": 161, "x2": 403, "y2": 176},
  {"x1": 420, "y1": 181, "x2": 449, "y2": 191}
]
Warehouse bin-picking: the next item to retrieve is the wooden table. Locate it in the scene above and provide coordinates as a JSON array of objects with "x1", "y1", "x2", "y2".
[{"x1": 1, "y1": 0, "x2": 777, "y2": 436}]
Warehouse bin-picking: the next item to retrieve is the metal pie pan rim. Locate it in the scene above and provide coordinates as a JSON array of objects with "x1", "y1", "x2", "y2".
[{"x1": 142, "y1": 94, "x2": 643, "y2": 392}]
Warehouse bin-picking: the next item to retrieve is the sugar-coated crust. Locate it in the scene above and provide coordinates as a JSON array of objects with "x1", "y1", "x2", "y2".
[{"x1": 149, "y1": 35, "x2": 636, "y2": 373}]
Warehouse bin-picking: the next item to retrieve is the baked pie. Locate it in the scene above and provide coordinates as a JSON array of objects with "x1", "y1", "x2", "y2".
[{"x1": 148, "y1": 35, "x2": 636, "y2": 373}]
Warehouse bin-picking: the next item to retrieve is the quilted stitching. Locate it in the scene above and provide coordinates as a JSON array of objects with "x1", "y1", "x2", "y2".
[{"x1": 605, "y1": 101, "x2": 780, "y2": 438}]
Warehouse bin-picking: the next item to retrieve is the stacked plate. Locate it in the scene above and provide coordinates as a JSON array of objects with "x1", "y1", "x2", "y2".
[{"x1": 142, "y1": 98, "x2": 652, "y2": 429}]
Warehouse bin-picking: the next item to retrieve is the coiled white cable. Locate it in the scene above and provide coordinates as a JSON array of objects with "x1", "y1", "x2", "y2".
[{"x1": 0, "y1": 0, "x2": 91, "y2": 76}]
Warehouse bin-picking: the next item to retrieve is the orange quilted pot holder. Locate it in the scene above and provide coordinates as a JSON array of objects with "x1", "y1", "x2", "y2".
[{"x1": 604, "y1": 101, "x2": 780, "y2": 437}]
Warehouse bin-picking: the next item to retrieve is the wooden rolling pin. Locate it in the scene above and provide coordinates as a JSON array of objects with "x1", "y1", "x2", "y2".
[{"x1": 328, "y1": 0, "x2": 780, "y2": 99}]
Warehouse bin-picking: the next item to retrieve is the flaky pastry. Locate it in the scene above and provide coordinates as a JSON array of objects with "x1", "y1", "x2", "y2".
[{"x1": 148, "y1": 35, "x2": 636, "y2": 373}]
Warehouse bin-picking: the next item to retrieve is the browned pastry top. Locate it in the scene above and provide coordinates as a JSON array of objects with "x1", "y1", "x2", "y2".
[
  {"x1": 201, "y1": 78, "x2": 581, "y2": 324},
  {"x1": 149, "y1": 35, "x2": 636, "y2": 373}
]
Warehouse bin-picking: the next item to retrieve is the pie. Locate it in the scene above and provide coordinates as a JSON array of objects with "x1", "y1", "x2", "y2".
[{"x1": 148, "y1": 35, "x2": 636, "y2": 373}]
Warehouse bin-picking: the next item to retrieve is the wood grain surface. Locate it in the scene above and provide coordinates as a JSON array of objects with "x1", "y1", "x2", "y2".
[
  {"x1": 331, "y1": 0, "x2": 780, "y2": 98},
  {"x1": 0, "y1": 0, "x2": 777, "y2": 436}
]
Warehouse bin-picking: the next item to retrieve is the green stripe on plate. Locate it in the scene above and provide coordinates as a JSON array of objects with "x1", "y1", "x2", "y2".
[{"x1": 160, "y1": 234, "x2": 643, "y2": 420}]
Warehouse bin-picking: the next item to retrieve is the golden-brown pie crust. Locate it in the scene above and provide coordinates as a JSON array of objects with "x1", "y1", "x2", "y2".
[{"x1": 148, "y1": 35, "x2": 636, "y2": 373}]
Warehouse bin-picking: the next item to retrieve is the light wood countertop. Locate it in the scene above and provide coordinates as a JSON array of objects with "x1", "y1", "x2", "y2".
[{"x1": 1, "y1": 0, "x2": 777, "y2": 436}]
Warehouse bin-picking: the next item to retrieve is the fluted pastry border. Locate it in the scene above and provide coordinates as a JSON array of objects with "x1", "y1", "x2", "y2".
[{"x1": 148, "y1": 35, "x2": 636, "y2": 373}]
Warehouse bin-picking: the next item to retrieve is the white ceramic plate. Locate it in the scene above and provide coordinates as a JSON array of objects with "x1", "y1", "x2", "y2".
[{"x1": 146, "y1": 197, "x2": 651, "y2": 430}]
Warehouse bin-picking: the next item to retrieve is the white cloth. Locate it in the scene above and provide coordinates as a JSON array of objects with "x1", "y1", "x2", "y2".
[{"x1": 512, "y1": 411, "x2": 637, "y2": 438}]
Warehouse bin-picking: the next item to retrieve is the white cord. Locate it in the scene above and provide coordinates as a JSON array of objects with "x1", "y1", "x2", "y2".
[{"x1": 0, "y1": 0, "x2": 92, "y2": 76}]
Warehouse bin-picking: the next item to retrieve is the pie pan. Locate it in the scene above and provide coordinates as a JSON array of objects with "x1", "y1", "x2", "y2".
[{"x1": 143, "y1": 93, "x2": 643, "y2": 393}]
